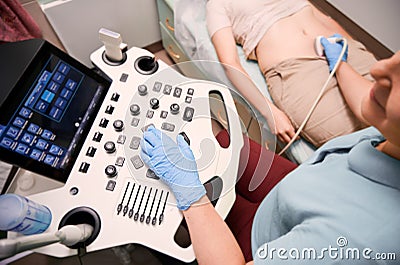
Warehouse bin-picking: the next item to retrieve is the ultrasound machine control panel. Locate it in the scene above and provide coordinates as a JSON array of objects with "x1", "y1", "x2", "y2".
[{"x1": 0, "y1": 31, "x2": 243, "y2": 262}]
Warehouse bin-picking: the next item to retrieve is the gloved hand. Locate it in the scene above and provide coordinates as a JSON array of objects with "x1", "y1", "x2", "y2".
[
  {"x1": 140, "y1": 126, "x2": 206, "y2": 210},
  {"x1": 320, "y1": 33, "x2": 348, "y2": 72}
]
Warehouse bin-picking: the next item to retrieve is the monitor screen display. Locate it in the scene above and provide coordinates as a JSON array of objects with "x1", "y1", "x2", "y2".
[{"x1": 0, "y1": 41, "x2": 110, "y2": 182}]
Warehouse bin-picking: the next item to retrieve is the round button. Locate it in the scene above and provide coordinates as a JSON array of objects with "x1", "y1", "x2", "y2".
[
  {"x1": 104, "y1": 141, "x2": 116, "y2": 154},
  {"x1": 130, "y1": 104, "x2": 140, "y2": 116},
  {"x1": 113, "y1": 120, "x2": 124, "y2": 132},
  {"x1": 150, "y1": 98, "x2": 160, "y2": 110},
  {"x1": 17, "y1": 175, "x2": 35, "y2": 192},
  {"x1": 138, "y1": 85, "x2": 148, "y2": 96},
  {"x1": 170, "y1": 103, "x2": 180, "y2": 115},
  {"x1": 105, "y1": 165, "x2": 117, "y2": 178},
  {"x1": 69, "y1": 187, "x2": 79, "y2": 195}
]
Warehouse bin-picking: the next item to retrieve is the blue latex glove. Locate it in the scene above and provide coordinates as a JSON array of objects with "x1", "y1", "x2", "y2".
[
  {"x1": 320, "y1": 33, "x2": 348, "y2": 72},
  {"x1": 140, "y1": 126, "x2": 206, "y2": 210}
]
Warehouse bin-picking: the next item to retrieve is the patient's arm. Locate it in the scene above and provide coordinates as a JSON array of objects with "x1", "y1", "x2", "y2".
[
  {"x1": 335, "y1": 62, "x2": 373, "y2": 124},
  {"x1": 211, "y1": 27, "x2": 297, "y2": 143}
]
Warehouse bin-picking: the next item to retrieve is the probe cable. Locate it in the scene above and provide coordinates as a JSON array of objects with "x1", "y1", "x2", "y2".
[{"x1": 278, "y1": 37, "x2": 348, "y2": 156}]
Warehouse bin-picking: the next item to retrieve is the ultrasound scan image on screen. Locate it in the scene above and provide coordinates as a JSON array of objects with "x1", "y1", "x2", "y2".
[{"x1": 0, "y1": 40, "x2": 111, "y2": 182}]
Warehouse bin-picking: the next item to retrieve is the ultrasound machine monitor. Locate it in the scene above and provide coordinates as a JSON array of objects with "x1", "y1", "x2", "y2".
[{"x1": 0, "y1": 39, "x2": 111, "y2": 183}]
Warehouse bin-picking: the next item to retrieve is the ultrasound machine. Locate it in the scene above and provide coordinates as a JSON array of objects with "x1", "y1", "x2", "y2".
[{"x1": 0, "y1": 29, "x2": 243, "y2": 263}]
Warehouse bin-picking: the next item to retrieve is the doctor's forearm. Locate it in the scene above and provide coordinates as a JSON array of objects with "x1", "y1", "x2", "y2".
[
  {"x1": 182, "y1": 196, "x2": 246, "y2": 265},
  {"x1": 336, "y1": 62, "x2": 373, "y2": 124}
]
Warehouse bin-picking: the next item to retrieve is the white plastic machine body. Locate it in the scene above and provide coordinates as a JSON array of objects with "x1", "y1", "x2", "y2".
[{"x1": 23, "y1": 46, "x2": 243, "y2": 262}]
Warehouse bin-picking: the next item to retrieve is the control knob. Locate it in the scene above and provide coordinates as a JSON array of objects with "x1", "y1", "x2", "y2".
[
  {"x1": 113, "y1": 120, "x2": 124, "y2": 131},
  {"x1": 105, "y1": 165, "x2": 117, "y2": 178},
  {"x1": 150, "y1": 98, "x2": 160, "y2": 110},
  {"x1": 130, "y1": 104, "x2": 140, "y2": 116},
  {"x1": 170, "y1": 103, "x2": 180, "y2": 115},
  {"x1": 138, "y1": 85, "x2": 148, "y2": 96}
]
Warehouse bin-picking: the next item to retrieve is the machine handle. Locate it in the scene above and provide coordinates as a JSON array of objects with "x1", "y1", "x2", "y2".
[
  {"x1": 216, "y1": 87, "x2": 244, "y2": 152},
  {"x1": 207, "y1": 85, "x2": 244, "y2": 219}
]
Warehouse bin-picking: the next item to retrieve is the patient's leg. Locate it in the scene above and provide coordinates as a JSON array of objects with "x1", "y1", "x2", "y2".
[
  {"x1": 213, "y1": 123, "x2": 297, "y2": 261},
  {"x1": 215, "y1": 129, "x2": 297, "y2": 201}
]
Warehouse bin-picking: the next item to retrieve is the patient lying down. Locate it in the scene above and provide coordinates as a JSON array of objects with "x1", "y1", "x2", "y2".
[{"x1": 207, "y1": 0, "x2": 378, "y2": 147}]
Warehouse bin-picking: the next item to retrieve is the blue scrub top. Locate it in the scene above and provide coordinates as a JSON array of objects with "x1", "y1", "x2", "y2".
[{"x1": 251, "y1": 127, "x2": 400, "y2": 264}]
